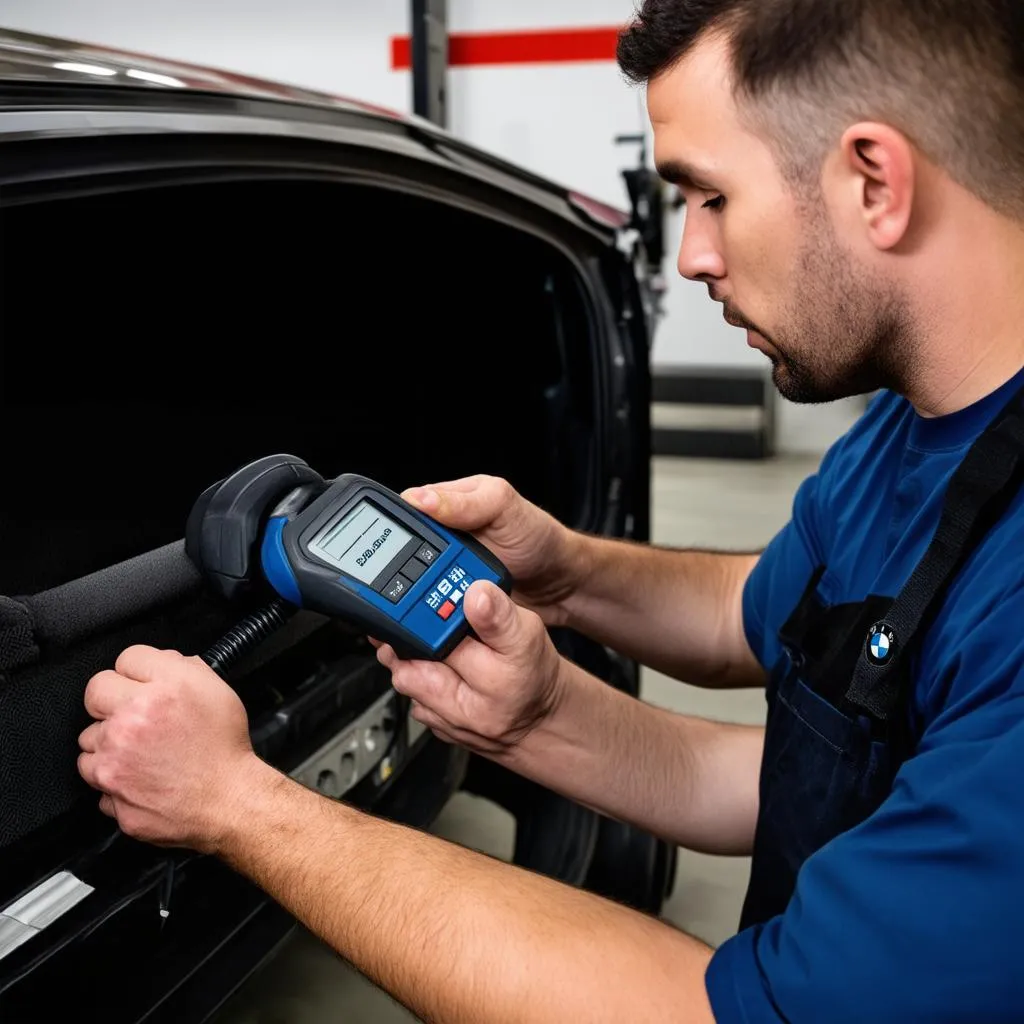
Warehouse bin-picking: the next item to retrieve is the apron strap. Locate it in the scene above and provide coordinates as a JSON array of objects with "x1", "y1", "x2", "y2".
[{"x1": 845, "y1": 381, "x2": 1024, "y2": 721}]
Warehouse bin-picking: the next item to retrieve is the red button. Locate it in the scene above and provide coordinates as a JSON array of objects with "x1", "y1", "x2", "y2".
[{"x1": 437, "y1": 600, "x2": 456, "y2": 620}]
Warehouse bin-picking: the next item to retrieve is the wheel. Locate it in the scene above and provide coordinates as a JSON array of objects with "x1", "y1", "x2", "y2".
[
  {"x1": 462, "y1": 754, "x2": 599, "y2": 886},
  {"x1": 584, "y1": 816, "x2": 678, "y2": 914}
]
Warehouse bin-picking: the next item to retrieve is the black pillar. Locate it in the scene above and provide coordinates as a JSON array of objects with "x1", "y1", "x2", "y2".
[{"x1": 411, "y1": 0, "x2": 448, "y2": 129}]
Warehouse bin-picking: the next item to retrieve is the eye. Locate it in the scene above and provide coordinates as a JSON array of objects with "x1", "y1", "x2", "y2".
[{"x1": 701, "y1": 195, "x2": 725, "y2": 212}]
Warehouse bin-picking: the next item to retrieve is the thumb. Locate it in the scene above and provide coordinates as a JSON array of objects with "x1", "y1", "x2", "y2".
[
  {"x1": 402, "y1": 481, "x2": 495, "y2": 531},
  {"x1": 462, "y1": 581, "x2": 523, "y2": 656}
]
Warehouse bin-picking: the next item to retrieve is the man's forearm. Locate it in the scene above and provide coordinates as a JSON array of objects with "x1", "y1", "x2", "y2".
[
  {"x1": 221, "y1": 757, "x2": 715, "y2": 1024},
  {"x1": 506, "y1": 658, "x2": 763, "y2": 855},
  {"x1": 562, "y1": 534, "x2": 764, "y2": 689}
]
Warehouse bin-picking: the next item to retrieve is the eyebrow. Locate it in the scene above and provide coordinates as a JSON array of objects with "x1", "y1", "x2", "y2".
[{"x1": 655, "y1": 160, "x2": 717, "y2": 190}]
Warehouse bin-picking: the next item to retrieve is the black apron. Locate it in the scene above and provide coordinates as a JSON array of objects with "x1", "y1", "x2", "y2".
[{"x1": 741, "y1": 383, "x2": 1024, "y2": 929}]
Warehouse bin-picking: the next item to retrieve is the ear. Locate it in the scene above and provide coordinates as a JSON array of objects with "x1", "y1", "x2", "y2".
[{"x1": 838, "y1": 123, "x2": 915, "y2": 251}]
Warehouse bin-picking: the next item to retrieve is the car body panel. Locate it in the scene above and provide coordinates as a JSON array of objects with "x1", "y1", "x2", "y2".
[
  {"x1": 0, "y1": 24, "x2": 654, "y2": 1022},
  {"x1": 0, "y1": 27, "x2": 628, "y2": 240}
]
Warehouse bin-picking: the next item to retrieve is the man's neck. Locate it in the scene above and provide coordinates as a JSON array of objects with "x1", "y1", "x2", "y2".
[{"x1": 903, "y1": 204, "x2": 1024, "y2": 419}]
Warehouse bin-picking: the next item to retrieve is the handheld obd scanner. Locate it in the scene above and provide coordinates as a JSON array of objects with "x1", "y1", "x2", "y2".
[{"x1": 186, "y1": 454, "x2": 512, "y2": 669}]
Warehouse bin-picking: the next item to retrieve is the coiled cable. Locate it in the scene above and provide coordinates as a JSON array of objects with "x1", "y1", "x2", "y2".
[{"x1": 201, "y1": 599, "x2": 294, "y2": 675}]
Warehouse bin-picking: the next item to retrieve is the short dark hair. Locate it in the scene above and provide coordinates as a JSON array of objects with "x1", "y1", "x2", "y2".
[{"x1": 617, "y1": 0, "x2": 1024, "y2": 217}]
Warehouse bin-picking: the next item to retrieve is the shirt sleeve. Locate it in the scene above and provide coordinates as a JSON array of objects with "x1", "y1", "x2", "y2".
[{"x1": 706, "y1": 586, "x2": 1024, "y2": 1023}]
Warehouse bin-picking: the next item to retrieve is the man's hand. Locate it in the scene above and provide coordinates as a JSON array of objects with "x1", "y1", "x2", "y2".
[
  {"x1": 375, "y1": 579, "x2": 566, "y2": 756},
  {"x1": 402, "y1": 475, "x2": 763, "y2": 692},
  {"x1": 73, "y1": 644, "x2": 720, "y2": 1024},
  {"x1": 401, "y1": 475, "x2": 581, "y2": 625},
  {"x1": 78, "y1": 646, "x2": 257, "y2": 852},
  {"x1": 377, "y1": 578, "x2": 762, "y2": 855}
]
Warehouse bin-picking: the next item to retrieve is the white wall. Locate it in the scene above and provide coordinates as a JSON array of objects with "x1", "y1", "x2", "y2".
[
  {"x1": 448, "y1": 0, "x2": 647, "y2": 209},
  {"x1": 1, "y1": 1, "x2": 412, "y2": 112},
  {"x1": 0, "y1": 0, "x2": 858, "y2": 453}
]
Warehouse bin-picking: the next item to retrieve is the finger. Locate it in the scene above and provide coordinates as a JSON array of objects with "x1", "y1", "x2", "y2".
[
  {"x1": 402, "y1": 477, "x2": 509, "y2": 530},
  {"x1": 391, "y1": 662, "x2": 474, "y2": 735},
  {"x1": 78, "y1": 751, "x2": 100, "y2": 790},
  {"x1": 409, "y1": 702, "x2": 504, "y2": 754},
  {"x1": 390, "y1": 657, "x2": 458, "y2": 705},
  {"x1": 459, "y1": 581, "x2": 528, "y2": 659},
  {"x1": 83, "y1": 670, "x2": 143, "y2": 721},
  {"x1": 115, "y1": 645, "x2": 183, "y2": 683},
  {"x1": 367, "y1": 637, "x2": 383, "y2": 649},
  {"x1": 400, "y1": 486, "x2": 442, "y2": 514},
  {"x1": 410, "y1": 702, "x2": 458, "y2": 745},
  {"x1": 98, "y1": 794, "x2": 116, "y2": 818},
  {"x1": 78, "y1": 721, "x2": 104, "y2": 753},
  {"x1": 375, "y1": 643, "x2": 399, "y2": 671},
  {"x1": 402, "y1": 475, "x2": 490, "y2": 501}
]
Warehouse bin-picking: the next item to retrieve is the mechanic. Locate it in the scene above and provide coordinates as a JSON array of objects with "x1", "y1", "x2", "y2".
[{"x1": 77, "y1": 1, "x2": 1024, "y2": 1020}]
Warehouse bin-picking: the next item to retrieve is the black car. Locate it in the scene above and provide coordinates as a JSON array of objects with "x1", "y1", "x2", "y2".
[{"x1": 0, "y1": 28, "x2": 672, "y2": 1023}]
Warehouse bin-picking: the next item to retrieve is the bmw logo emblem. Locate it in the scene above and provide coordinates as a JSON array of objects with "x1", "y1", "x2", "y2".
[{"x1": 866, "y1": 622, "x2": 896, "y2": 665}]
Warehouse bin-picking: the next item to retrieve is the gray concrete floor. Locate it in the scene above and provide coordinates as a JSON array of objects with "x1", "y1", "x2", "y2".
[{"x1": 216, "y1": 454, "x2": 818, "y2": 1023}]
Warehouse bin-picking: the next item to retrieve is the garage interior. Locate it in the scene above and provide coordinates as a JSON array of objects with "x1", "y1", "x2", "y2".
[{"x1": 0, "y1": 3, "x2": 875, "y2": 1022}]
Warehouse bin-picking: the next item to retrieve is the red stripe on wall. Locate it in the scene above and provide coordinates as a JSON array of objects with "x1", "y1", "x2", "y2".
[{"x1": 390, "y1": 27, "x2": 622, "y2": 70}]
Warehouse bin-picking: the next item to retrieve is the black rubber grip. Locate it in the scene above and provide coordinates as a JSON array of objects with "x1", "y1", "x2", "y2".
[{"x1": 23, "y1": 541, "x2": 203, "y2": 647}]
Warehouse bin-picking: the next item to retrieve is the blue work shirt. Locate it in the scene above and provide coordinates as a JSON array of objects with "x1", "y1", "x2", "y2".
[{"x1": 706, "y1": 367, "x2": 1024, "y2": 1023}]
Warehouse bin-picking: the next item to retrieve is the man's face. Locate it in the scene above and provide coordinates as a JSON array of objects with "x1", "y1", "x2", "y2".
[{"x1": 647, "y1": 35, "x2": 908, "y2": 403}]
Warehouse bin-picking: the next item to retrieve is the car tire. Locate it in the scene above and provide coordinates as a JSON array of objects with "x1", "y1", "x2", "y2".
[{"x1": 583, "y1": 816, "x2": 678, "y2": 914}]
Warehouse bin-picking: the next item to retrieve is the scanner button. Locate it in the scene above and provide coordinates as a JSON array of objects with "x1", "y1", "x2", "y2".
[
  {"x1": 414, "y1": 543, "x2": 441, "y2": 566},
  {"x1": 383, "y1": 573, "x2": 413, "y2": 603},
  {"x1": 401, "y1": 556, "x2": 427, "y2": 583},
  {"x1": 437, "y1": 600, "x2": 456, "y2": 620}
]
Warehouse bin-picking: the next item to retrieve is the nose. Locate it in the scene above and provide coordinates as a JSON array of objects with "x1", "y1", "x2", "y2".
[{"x1": 676, "y1": 209, "x2": 726, "y2": 283}]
